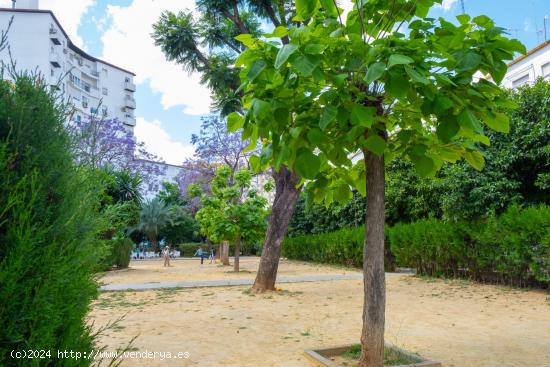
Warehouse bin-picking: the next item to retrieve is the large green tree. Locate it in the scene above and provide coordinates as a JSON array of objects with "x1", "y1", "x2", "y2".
[
  {"x1": 133, "y1": 198, "x2": 174, "y2": 252},
  {"x1": 153, "y1": 1, "x2": 304, "y2": 292},
  {"x1": 232, "y1": 1, "x2": 524, "y2": 365}
]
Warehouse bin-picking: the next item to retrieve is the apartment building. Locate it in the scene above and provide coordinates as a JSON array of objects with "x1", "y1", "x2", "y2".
[
  {"x1": 502, "y1": 40, "x2": 550, "y2": 89},
  {"x1": 0, "y1": 0, "x2": 137, "y2": 128}
]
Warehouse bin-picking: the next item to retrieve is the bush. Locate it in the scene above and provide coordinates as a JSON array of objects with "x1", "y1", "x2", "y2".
[
  {"x1": 102, "y1": 238, "x2": 134, "y2": 269},
  {"x1": 0, "y1": 75, "x2": 102, "y2": 365},
  {"x1": 283, "y1": 226, "x2": 396, "y2": 271},
  {"x1": 388, "y1": 205, "x2": 550, "y2": 286}
]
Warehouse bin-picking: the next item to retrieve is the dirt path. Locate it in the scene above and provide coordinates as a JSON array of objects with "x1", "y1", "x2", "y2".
[{"x1": 90, "y1": 271, "x2": 550, "y2": 367}]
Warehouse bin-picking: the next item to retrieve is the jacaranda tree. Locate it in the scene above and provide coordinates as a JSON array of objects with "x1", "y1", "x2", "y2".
[{"x1": 231, "y1": 0, "x2": 524, "y2": 365}]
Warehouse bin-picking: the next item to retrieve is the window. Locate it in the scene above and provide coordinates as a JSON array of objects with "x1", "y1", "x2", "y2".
[
  {"x1": 542, "y1": 62, "x2": 550, "y2": 78},
  {"x1": 125, "y1": 77, "x2": 131, "y2": 82},
  {"x1": 512, "y1": 74, "x2": 530, "y2": 88},
  {"x1": 50, "y1": 69, "x2": 54, "y2": 77},
  {"x1": 102, "y1": 68, "x2": 108, "y2": 78},
  {"x1": 102, "y1": 87, "x2": 108, "y2": 96}
]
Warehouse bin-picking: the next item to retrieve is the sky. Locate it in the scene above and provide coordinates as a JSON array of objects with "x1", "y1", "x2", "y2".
[{"x1": 1, "y1": 0, "x2": 549, "y2": 165}]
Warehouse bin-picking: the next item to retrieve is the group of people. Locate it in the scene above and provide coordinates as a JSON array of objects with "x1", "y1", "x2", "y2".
[{"x1": 159, "y1": 246, "x2": 215, "y2": 267}]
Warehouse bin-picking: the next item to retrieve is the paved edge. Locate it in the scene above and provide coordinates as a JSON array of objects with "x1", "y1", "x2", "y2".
[{"x1": 100, "y1": 273, "x2": 409, "y2": 292}]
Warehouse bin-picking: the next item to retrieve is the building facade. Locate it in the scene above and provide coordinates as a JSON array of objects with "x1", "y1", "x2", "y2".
[
  {"x1": 0, "y1": 0, "x2": 137, "y2": 128},
  {"x1": 502, "y1": 40, "x2": 550, "y2": 89}
]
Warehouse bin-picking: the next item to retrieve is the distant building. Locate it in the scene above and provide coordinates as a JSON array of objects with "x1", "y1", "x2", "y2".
[
  {"x1": 502, "y1": 40, "x2": 550, "y2": 89},
  {"x1": 0, "y1": 0, "x2": 137, "y2": 129}
]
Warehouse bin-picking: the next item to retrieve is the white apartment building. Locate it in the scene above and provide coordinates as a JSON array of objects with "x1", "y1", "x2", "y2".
[
  {"x1": 502, "y1": 40, "x2": 550, "y2": 89},
  {"x1": 0, "y1": 0, "x2": 137, "y2": 128}
]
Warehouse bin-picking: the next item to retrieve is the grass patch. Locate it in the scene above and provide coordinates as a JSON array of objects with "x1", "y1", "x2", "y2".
[{"x1": 343, "y1": 345, "x2": 422, "y2": 366}]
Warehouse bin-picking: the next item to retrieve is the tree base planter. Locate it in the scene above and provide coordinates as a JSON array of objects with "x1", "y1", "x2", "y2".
[{"x1": 304, "y1": 344, "x2": 441, "y2": 367}]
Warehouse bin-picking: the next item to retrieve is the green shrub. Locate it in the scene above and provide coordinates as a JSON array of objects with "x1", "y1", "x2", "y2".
[
  {"x1": 388, "y1": 205, "x2": 550, "y2": 286},
  {"x1": 0, "y1": 75, "x2": 102, "y2": 365},
  {"x1": 104, "y1": 238, "x2": 134, "y2": 269},
  {"x1": 283, "y1": 226, "x2": 396, "y2": 271}
]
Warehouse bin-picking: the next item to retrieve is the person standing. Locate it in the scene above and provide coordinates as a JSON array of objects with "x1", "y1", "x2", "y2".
[
  {"x1": 208, "y1": 248, "x2": 215, "y2": 264},
  {"x1": 163, "y1": 246, "x2": 171, "y2": 267},
  {"x1": 194, "y1": 247, "x2": 205, "y2": 265}
]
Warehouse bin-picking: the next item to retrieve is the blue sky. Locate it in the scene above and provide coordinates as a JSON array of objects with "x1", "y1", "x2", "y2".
[{"x1": 9, "y1": 0, "x2": 548, "y2": 165}]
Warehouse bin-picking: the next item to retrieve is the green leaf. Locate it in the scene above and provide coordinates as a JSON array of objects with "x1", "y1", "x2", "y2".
[
  {"x1": 252, "y1": 99, "x2": 271, "y2": 120},
  {"x1": 456, "y1": 14, "x2": 471, "y2": 24},
  {"x1": 290, "y1": 55, "x2": 320, "y2": 76},
  {"x1": 227, "y1": 112, "x2": 244, "y2": 132},
  {"x1": 411, "y1": 155, "x2": 435, "y2": 177},
  {"x1": 387, "y1": 54, "x2": 414, "y2": 68},
  {"x1": 386, "y1": 73, "x2": 409, "y2": 98},
  {"x1": 364, "y1": 62, "x2": 386, "y2": 84},
  {"x1": 350, "y1": 104, "x2": 375, "y2": 127},
  {"x1": 319, "y1": 0, "x2": 339, "y2": 17},
  {"x1": 436, "y1": 119, "x2": 460, "y2": 143},
  {"x1": 320, "y1": 106, "x2": 338, "y2": 130},
  {"x1": 305, "y1": 43, "x2": 327, "y2": 55},
  {"x1": 295, "y1": 149, "x2": 321, "y2": 179},
  {"x1": 438, "y1": 146, "x2": 463, "y2": 163},
  {"x1": 464, "y1": 150, "x2": 485, "y2": 171},
  {"x1": 275, "y1": 44, "x2": 299, "y2": 69},
  {"x1": 295, "y1": 0, "x2": 318, "y2": 21},
  {"x1": 458, "y1": 109, "x2": 483, "y2": 134},
  {"x1": 307, "y1": 128, "x2": 328, "y2": 146},
  {"x1": 485, "y1": 112, "x2": 510, "y2": 133},
  {"x1": 364, "y1": 134, "x2": 386, "y2": 156},
  {"x1": 249, "y1": 155, "x2": 261, "y2": 173},
  {"x1": 458, "y1": 52, "x2": 482, "y2": 70},
  {"x1": 246, "y1": 60, "x2": 266, "y2": 82},
  {"x1": 268, "y1": 26, "x2": 288, "y2": 38},
  {"x1": 235, "y1": 34, "x2": 256, "y2": 48},
  {"x1": 405, "y1": 65, "x2": 429, "y2": 85}
]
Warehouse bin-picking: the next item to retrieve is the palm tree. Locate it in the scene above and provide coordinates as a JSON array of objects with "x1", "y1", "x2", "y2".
[{"x1": 132, "y1": 198, "x2": 174, "y2": 252}]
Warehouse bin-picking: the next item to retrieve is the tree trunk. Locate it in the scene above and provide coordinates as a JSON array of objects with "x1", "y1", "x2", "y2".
[
  {"x1": 358, "y1": 149, "x2": 386, "y2": 367},
  {"x1": 234, "y1": 234, "x2": 241, "y2": 272},
  {"x1": 151, "y1": 238, "x2": 158, "y2": 253},
  {"x1": 222, "y1": 240, "x2": 230, "y2": 266},
  {"x1": 252, "y1": 166, "x2": 301, "y2": 292}
]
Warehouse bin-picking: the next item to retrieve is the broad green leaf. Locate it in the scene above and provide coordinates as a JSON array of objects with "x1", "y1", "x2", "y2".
[
  {"x1": 436, "y1": 119, "x2": 460, "y2": 143},
  {"x1": 275, "y1": 44, "x2": 299, "y2": 69},
  {"x1": 319, "y1": 0, "x2": 339, "y2": 17},
  {"x1": 252, "y1": 99, "x2": 271, "y2": 120},
  {"x1": 456, "y1": 14, "x2": 471, "y2": 25},
  {"x1": 227, "y1": 112, "x2": 244, "y2": 132},
  {"x1": 386, "y1": 73, "x2": 409, "y2": 99},
  {"x1": 464, "y1": 150, "x2": 485, "y2": 171},
  {"x1": 295, "y1": 0, "x2": 318, "y2": 21},
  {"x1": 458, "y1": 109, "x2": 483, "y2": 133},
  {"x1": 485, "y1": 112, "x2": 510, "y2": 133},
  {"x1": 491, "y1": 61, "x2": 508, "y2": 84},
  {"x1": 290, "y1": 55, "x2": 320, "y2": 76},
  {"x1": 364, "y1": 62, "x2": 386, "y2": 84},
  {"x1": 405, "y1": 65, "x2": 429, "y2": 85},
  {"x1": 305, "y1": 43, "x2": 327, "y2": 55},
  {"x1": 364, "y1": 134, "x2": 386, "y2": 156},
  {"x1": 438, "y1": 146, "x2": 463, "y2": 163},
  {"x1": 320, "y1": 106, "x2": 338, "y2": 130},
  {"x1": 458, "y1": 52, "x2": 482, "y2": 70},
  {"x1": 267, "y1": 26, "x2": 288, "y2": 38},
  {"x1": 307, "y1": 128, "x2": 328, "y2": 146},
  {"x1": 350, "y1": 104, "x2": 376, "y2": 127},
  {"x1": 472, "y1": 134, "x2": 491, "y2": 146},
  {"x1": 295, "y1": 149, "x2": 321, "y2": 179},
  {"x1": 249, "y1": 155, "x2": 261, "y2": 173},
  {"x1": 411, "y1": 155, "x2": 435, "y2": 177},
  {"x1": 235, "y1": 34, "x2": 256, "y2": 48},
  {"x1": 387, "y1": 54, "x2": 414, "y2": 68},
  {"x1": 246, "y1": 60, "x2": 266, "y2": 82}
]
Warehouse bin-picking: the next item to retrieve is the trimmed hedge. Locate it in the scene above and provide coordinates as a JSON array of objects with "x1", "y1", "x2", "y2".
[
  {"x1": 283, "y1": 227, "x2": 396, "y2": 271},
  {"x1": 389, "y1": 205, "x2": 550, "y2": 286},
  {"x1": 283, "y1": 206, "x2": 549, "y2": 287}
]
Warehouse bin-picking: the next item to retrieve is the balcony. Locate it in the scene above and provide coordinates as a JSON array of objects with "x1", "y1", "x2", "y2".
[
  {"x1": 124, "y1": 80, "x2": 136, "y2": 92},
  {"x1": 91, "y1": 70, "x2": 100, "y2": 78},
  {"x1": 49, "y1": 27, "x2": 61, "y2": 45},
  {"x1": 125, "y1": 97, "x2": 136, "y2": 109},
  {"x1": 49, "y1": 53, "x2": 61, "y2": 68}
]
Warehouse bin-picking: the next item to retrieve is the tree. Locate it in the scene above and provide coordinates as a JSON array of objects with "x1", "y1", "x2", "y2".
[
  {"x1": 69, "y1": 116, "x2": 167, "y2": 194},
  {"x1": 133, "y1": 198, "x2": 174, "y2": 252},
  {"x1": 157, "y1": 182, "x2": 200, "y2": 245},
  {"x1": 191, "y1": 166, "x2": 268, "y2": 271},
  {"x1": 153, "y1": 1, "x2": 303, "y2": 292},
  {"x1": 234, "y1": 1, "x2": 524, "y2": 365}
]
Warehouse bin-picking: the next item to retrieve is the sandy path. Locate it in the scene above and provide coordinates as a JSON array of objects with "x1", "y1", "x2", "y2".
[
  {"x1": 98, "y1": 257, "x2": 360, "y2": 286},
  {"x1": 90, "y1": 275, "x2": 550, "y2": 367}
]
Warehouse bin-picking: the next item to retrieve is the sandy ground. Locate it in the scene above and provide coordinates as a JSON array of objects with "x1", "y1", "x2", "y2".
[
  {"x1": 90, "y1": 261, "x2": 550, "y2": 367},
  {"x1": 98, "y1": 257, "x2": 360, "y2": 286}
]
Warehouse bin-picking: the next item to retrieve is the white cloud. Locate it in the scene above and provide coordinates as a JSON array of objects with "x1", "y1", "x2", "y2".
[
  {"x1": 0, "y1": 0, "x2": 96, "y2": 48},
  {"x1": 438, "y1": 0, "x2": 459, "y2": 11},
  {"x1": 134, "y1": 117, "x2": 195, "y2": 165},
  {"x1": 100, "y1": 0, "x2": 212, "y2": 115}
]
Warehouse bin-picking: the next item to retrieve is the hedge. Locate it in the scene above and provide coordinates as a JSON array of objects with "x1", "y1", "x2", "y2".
[{"x1": 283, "y1": 205, "x2": 549, "y2": 287}]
